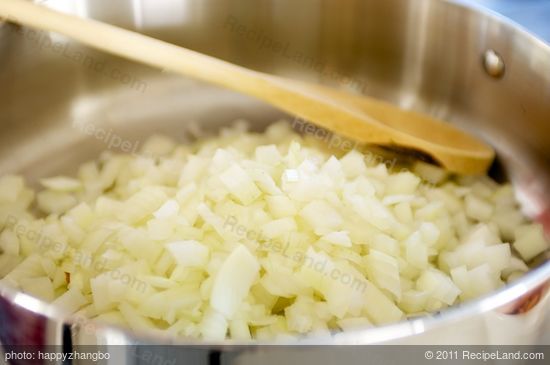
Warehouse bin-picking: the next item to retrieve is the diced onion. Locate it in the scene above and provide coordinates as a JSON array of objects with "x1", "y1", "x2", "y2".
[{"x1": 0, "y1": 120, "x2": 546, "y2": 341}]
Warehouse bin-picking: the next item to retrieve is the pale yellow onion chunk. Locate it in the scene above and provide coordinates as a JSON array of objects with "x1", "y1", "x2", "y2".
[{"x1": 210, "y1": 244, "x2": 260, "y2": 319}]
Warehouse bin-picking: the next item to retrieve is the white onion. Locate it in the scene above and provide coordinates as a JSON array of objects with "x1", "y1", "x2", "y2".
[
  {"x1": 0, "y1": 120, "x2": 547, "y2": 341},
  {"x1": 210, "y1": 245, "x2": 260, "y2": 319}
]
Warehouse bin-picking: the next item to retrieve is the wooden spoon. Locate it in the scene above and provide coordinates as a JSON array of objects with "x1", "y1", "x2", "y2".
[{"x1": 0, "y1": 0, "x2": 495, "y2": 174}]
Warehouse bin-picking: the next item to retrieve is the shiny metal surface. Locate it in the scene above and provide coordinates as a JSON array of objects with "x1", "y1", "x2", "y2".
[
  {"x1": 464, "y1": 0, "x2": 550, "y2": 42},
  {"x1": 482, "y1": 49, "x2": 506, "y2": 79},
  {"x1": 0, "y1": 0, "x2": 549, "y2": 357}
]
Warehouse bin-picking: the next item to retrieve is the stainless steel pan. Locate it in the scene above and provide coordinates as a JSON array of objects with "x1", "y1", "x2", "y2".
[{"x1": 0, "y1": 0, "x2": 549, "y2": 361}]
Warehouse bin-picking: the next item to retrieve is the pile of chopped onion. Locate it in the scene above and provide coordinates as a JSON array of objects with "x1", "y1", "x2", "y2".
[{"x1": 0, "y1": 121, "x2": 547, "y2": 341}]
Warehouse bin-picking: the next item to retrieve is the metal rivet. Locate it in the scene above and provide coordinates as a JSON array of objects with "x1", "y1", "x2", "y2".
[{"x1": 483, "y1": 49, "x2": 505, "y2": 79}]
